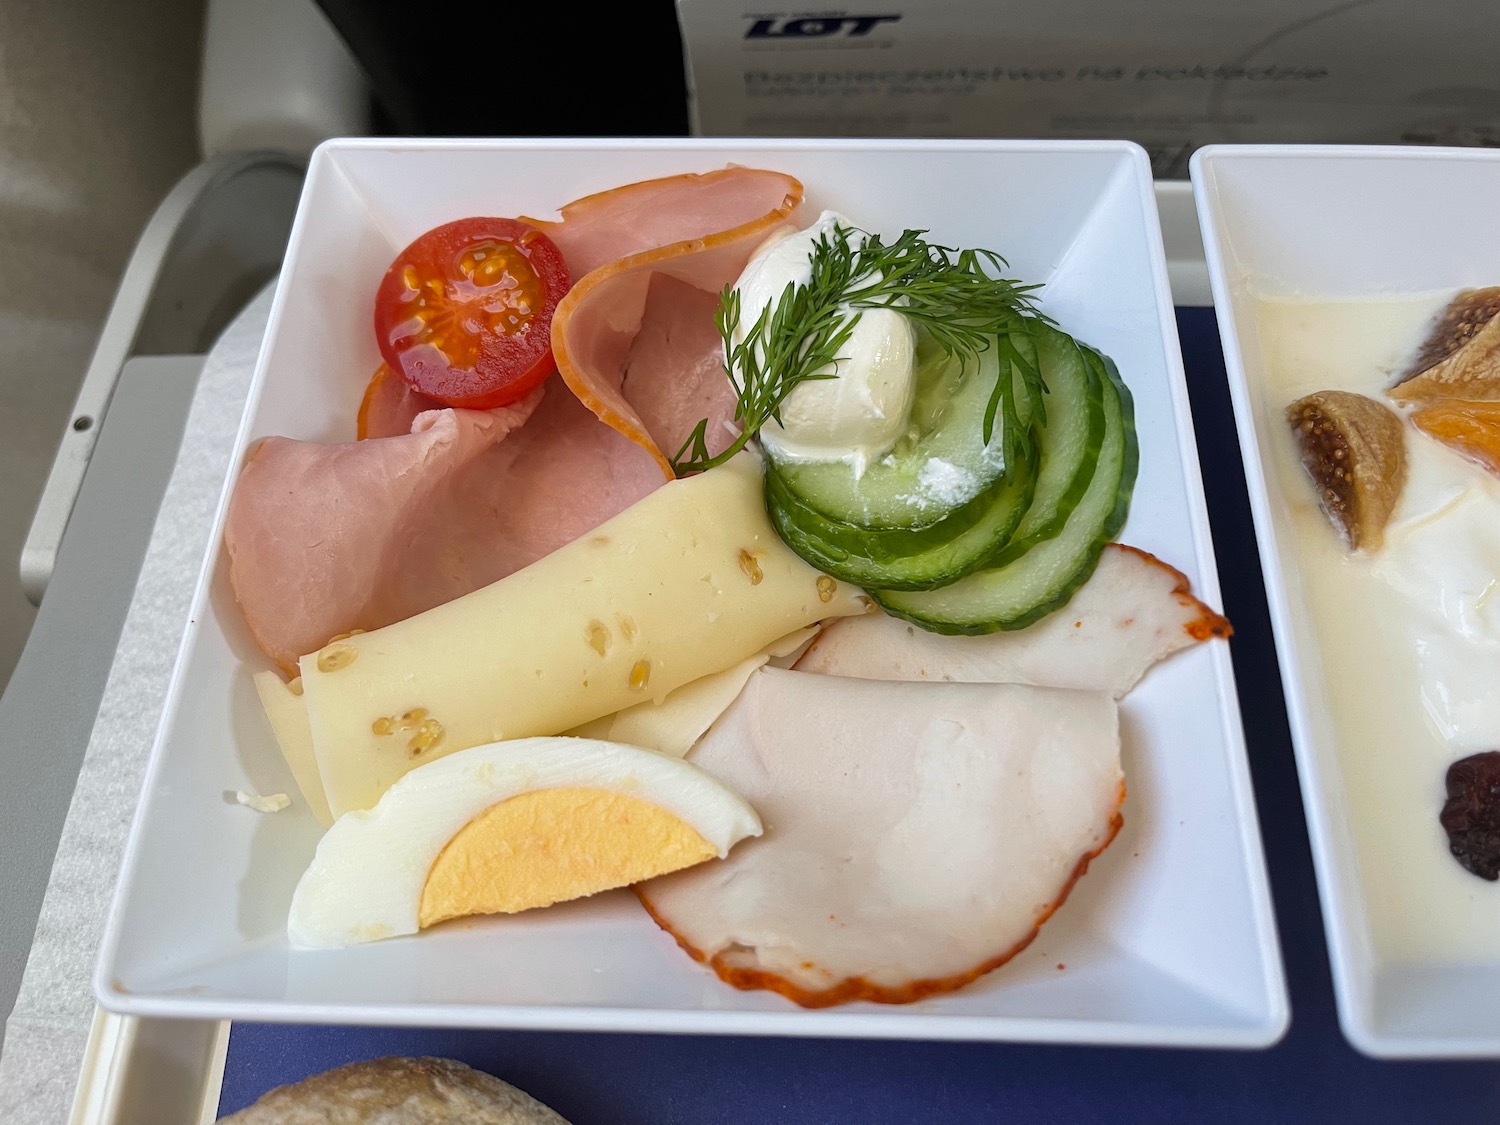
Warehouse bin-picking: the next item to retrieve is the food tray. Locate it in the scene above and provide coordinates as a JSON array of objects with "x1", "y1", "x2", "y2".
[
  {"x1": 93, "y1": 138, "x2": 1282, "y2": 1044},
  {"x1": 1193, "y1": 143, "x2": 1500, "y2": 1057}
]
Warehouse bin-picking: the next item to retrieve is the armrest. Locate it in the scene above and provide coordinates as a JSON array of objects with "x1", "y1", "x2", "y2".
[{"x1": 20, "y1": 151, "x2": 304, "y2": 604}]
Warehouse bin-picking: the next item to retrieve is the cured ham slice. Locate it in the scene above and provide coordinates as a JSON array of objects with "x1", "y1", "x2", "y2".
[
  {"x1": 227, "y1": 167, "x2": 803, "y2": 671},
  {"x1": 528, "y1": 167, "x2": 801, "y2": 282},
  {"x1": 539, "y1": 167, "x2": 804, "y2": 477},
  {"x1": 355, "y1": 368, "x2": 667, "y2": 586},
  {"x1": 638, "y1": 667, "x2": 1124, "y2": 1007},
  {"x1": 796, "y1": 544, "x2": 1230, "y2": 698},
  {"x1": 356, "y1": 363, "x2": 440, "y2": 440},
  {"x1": 225, "y1": 381, "x2": 662, "y2": 672}
]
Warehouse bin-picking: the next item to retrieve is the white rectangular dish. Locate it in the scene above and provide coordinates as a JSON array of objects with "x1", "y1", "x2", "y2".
[
  {"x1": 1192, "y1": 143, "x2": 1500, "y2": 1057},
  {"x1": 94, "y1": 138, "x2": 1285, "y2": 1045}
]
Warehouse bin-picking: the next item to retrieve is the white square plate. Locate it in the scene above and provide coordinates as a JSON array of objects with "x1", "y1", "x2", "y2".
[
  {"x1": 96, "y1": 138, "x2": 1285, "y2": 1045},
  {"x1": 1192, "y1": 144, "x2": 1500, "y2": 1057}
]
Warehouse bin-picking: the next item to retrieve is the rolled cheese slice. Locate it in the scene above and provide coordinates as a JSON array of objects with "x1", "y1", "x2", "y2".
[{"x1": 298, "y1": 454, "x2": 866, "y2": 818}]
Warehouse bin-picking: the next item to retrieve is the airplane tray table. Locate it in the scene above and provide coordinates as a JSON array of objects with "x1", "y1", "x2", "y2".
[
  {"x1": 7, "y1": 181, "x2": 1500, "y2": 1123},
  {"x1": 210, "y1": 305, "x2": 1500, "y2": 1124}
]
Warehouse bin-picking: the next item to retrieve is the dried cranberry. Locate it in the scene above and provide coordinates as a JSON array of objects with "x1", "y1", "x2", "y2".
[{"x1": 1440, "y1": 751, "x2": 1500, "y2": 881}]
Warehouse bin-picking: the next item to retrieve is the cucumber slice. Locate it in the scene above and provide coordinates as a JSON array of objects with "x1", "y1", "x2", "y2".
[
  {"x1": 871, "y1": 344, "x2": 1137, "y2": 633},
  {"x1": 1002, "y1": 325, "x2": 1106, "y2": 553},
  {"x1": 766, "y1": 459, "x2": 1013, "y2": 559},
  {"x1": 767, "y1": 446, "x2": 1038, "y2": 590},
  {"x1": 768, "y1": 333, "x2": 1019, "y2": 531}
]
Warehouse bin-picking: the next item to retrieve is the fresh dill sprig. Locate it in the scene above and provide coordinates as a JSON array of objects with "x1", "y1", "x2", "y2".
[{"x1": 669, "y1": 223, "x2": 1049, "y2": 477}]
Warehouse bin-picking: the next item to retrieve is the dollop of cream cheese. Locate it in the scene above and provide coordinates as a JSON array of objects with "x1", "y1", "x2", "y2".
[
  {"x1": 732, "y1": 211, "x2": 916, "y2": 472},
  {"x1": 1371, "y1": 435, "x2": 1500, "y2": 750}
]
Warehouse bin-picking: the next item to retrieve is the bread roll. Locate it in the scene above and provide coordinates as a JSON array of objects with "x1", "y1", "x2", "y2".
[{"x1": 218, "y1": 1056, "x2": 571, "y2": 1124}]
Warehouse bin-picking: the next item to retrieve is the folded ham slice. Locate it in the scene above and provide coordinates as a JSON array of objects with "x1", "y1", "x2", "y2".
[
  {"x1": 356, "y1": 363, "x2": 439, "y2": 441},
  {"x1": 226, "y1": 383, "x2": 663, "y2": 672},
  {"x1": 529, "y1": 167, "x2": 801, "y2": 282},
  {"x1": 638, "y1": 667, "x2": 1124, "y2": 1007},
  {"x1": 795, "y1": 544, "x2": 1230, "y2": 698},
  {"x1": 538, "y1": 167, "x2": 804, "y2": 477},
  {"x1": 227, "y1": 393, "x2": 531, "y2": 671},
  {"x1": 227, "y1": 166, "x2": 803, "y2": 671}
]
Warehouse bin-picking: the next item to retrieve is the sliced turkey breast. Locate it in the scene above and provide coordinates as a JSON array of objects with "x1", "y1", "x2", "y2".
[
  {"x1": 638, "y1": 667, "x2": 1124, "y2": 1007},
  {"x1": 796, "y1": 544, "x2": 1230, "y2": 698}
]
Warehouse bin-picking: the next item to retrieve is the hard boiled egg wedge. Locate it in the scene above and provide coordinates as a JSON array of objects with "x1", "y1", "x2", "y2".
[{"x1": 287, "y1": 737, "x2": 762, "y2": 949}]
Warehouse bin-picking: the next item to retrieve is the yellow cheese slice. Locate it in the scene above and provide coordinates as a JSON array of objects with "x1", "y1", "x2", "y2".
[
  {"x1": 566, "y1": 625, "x2": 819, "y2": 757},
  {"x1": 605, "y1": 653, "x2": 769, "y2": 758},
  {"x1": 251, "y1": 671, "x2": 333, "y2": 826},
  {"x1": 298, "y1": 454, "x2": 867, "y2": 818}
]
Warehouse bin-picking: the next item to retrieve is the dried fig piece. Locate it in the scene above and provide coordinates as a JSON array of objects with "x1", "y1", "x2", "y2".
[
  {"x1": 1391, "y1": 287, "x2": 1500, "y2": 403},
  {"x1": 1411, "y1": 399, "x2": 1500, "y2": 478},
  {"x1": 1440, "y1": 751, "x2": 1500, "y2": 882},
  {"x1": 1286, "y1": 390, "x2": 1406, "y2": 551}
]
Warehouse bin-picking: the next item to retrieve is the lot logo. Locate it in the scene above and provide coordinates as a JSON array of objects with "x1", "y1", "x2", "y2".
[{"x1": 746, "y1": 14, "x2": 901, "y2": 38}]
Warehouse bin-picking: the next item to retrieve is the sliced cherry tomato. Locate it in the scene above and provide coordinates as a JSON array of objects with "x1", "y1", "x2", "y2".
[{"x1": 373, "y1": 217, "x2": 570, "y2": 410}]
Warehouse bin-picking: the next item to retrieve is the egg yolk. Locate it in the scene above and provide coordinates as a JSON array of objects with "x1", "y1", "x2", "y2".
[{"x1": 418, "y1": 786, "x2": 715, "y2": 928}]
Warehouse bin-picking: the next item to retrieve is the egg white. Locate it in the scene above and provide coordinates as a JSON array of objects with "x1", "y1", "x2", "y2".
[{"x1": 287, "y1": 737, "x2": 762, "y2": 949}]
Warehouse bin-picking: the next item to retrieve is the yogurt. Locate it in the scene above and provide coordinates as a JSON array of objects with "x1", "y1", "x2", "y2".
[{"x1": 1256, "y1": 291, "x2": 1500, "y2": 962}]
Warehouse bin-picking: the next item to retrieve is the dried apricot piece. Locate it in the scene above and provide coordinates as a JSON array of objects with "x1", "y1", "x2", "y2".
[
  {"x1": 1411, "y1": 399, "x2": 1500, "y2": 477},
  {"x1": 1286, "y1": 390, "x2": 1406, "y2": 551}
]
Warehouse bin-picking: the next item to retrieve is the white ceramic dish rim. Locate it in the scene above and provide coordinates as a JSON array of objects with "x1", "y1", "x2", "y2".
[
  {"x1": 94, "y1": 136, "x2": 1287, "y2": 1045},
  {"x1": 1190, "y1": 141, "x2": 1500, "y2": 1058}
]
